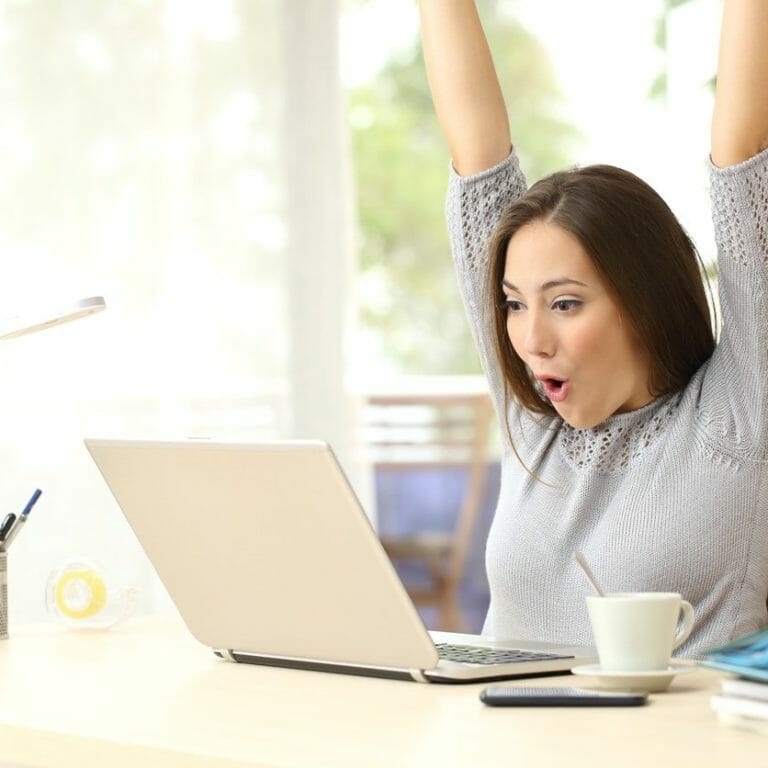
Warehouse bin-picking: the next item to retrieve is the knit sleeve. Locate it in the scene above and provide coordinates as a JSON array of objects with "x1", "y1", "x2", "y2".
[
  {"x1": 445, "y1": 151, "x2": 527, "y2": 421},
  {"x1": 699, "y1": 146, "x2": 768, "y2": 457}
]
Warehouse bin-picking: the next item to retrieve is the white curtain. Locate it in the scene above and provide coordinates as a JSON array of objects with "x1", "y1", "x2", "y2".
[{"x1": 0, "y1": 0, "x2": 364, "y2": 622}]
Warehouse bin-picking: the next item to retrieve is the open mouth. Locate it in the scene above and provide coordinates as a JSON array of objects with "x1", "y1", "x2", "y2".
[{"x1": 539, "y1": 377, "x2": 570, "y2": 403}]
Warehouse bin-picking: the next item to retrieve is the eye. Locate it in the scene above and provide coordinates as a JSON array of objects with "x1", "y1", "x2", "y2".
[
  {"x1": 502, "y1": 298, "x2": 524, "y2": 313},
  {"x1": 552, "y1": 299, "x2": 581, "y2": 312}
]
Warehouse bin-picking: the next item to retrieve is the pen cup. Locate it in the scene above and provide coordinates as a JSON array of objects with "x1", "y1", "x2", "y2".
[{"x1": 0, "y1": 548, "x2": 7, "y2": 639}]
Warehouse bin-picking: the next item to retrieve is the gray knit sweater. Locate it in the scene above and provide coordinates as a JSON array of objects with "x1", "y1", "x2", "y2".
[{"x1": 446, "y1": 147, "x2": 768, "y2": 657}]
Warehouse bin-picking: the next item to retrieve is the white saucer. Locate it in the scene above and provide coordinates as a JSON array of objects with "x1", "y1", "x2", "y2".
[{"x1": 570, "y1": 663, "x2": 697, "y2": 693}]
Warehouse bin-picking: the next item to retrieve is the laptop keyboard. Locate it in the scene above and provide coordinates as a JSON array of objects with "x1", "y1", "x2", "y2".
[{"x1": 435, "y1": 642, "x2": 574, "y2": 665}]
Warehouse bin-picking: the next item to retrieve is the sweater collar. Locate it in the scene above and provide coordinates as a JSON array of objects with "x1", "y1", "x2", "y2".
[{"x1": 558, "y1": 393, "x2": 680, "y2": 473}]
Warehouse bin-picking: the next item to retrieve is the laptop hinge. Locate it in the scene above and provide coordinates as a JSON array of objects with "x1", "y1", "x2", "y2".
[{"x1": 219, "y1": 648, "x2": 429, "y2": 682}]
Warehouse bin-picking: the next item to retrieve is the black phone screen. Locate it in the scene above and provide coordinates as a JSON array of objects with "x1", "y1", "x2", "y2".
[{"x1": 480, "y1": 686, "x2": 648, "y2": 707}]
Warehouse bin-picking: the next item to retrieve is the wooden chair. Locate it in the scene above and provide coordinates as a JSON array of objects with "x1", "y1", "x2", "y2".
[{"x1": 364, "y1": 381, "x2": 493, "y2": 632}]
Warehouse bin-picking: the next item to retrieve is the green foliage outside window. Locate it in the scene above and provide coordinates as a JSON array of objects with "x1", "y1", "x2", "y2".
[{"x1": 348, "y1": 2, "x2": 581, "y2": 375}]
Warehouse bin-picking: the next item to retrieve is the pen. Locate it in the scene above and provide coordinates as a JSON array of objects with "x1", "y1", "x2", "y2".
[
  {"x1": 3, "y1": 489, "x2": 42, "y2": 550},
  {"x1": 0, "y1": 513, "x2": 16, "y2": 542}
]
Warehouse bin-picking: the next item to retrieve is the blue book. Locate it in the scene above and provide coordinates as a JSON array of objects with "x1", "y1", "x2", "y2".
[{"x1": 701, "y1": 625, "x2": 768, "y2": 682}]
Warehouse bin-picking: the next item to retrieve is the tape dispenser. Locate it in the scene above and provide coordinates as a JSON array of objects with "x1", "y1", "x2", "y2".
[{"x1": 46, "y1": 558, "x2": 137, "y2": 630}]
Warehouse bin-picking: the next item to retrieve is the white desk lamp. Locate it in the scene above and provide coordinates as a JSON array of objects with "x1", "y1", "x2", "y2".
[{"x1": 0, "y1": 296, "x2": 106, "y2": 341}]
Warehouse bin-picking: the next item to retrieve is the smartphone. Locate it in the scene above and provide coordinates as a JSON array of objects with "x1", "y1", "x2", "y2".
[{"x1": 479, "y1": 686, "x2": 648, "y2": 707}]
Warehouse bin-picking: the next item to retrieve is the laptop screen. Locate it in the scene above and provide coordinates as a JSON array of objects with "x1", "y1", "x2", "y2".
[{"x1": 85, "y1": 438, "x2": 439, "y2": 670}]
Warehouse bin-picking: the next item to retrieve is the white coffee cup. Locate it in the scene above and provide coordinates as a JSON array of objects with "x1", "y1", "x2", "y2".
[{"x1": 586, "y1": 592, "x2": 695, "y2": 672}]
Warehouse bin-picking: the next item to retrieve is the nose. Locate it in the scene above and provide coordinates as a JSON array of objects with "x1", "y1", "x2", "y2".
[{"x1": 516, "y1": 311, "x2": 556, "y2": 359}]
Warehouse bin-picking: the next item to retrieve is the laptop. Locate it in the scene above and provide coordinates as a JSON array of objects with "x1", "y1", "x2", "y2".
[{"x1": 84, "y1": 438, "x2": 595, "y2": 683}]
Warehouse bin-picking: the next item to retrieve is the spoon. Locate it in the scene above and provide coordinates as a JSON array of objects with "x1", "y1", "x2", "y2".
[{"x1": 572, "y1": 551, "x2": 606, "y2": 596}]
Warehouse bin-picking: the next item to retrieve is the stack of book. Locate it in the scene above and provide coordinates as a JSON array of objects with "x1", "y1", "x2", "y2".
[{"x1": 703, "y1": 626, "x2": 768, "y2": 735}]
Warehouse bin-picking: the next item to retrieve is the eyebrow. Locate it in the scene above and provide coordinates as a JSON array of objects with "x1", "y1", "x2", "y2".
[{"x1": 502, "y1": 278, "x2": 588, "y2": 293}]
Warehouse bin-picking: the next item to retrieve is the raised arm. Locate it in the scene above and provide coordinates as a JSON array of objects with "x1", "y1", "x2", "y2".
[
  {"x1": 419, "y1": 0, "x2": 510, "y2": 176},
  {"x1": 711, "y1": 0, "x2": 768, "y2": 168}
]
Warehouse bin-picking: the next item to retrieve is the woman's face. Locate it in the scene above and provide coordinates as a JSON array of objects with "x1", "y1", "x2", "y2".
[{"x1": 503, "y1": 220, "x2": 653, "y2": 429}]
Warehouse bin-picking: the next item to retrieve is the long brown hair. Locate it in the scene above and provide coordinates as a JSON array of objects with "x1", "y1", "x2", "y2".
[{"x1": 487, "y1": 164, "x2": 716, "y2": 418}]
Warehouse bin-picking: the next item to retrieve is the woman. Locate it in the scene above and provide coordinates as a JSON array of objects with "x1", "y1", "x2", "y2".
[{"x1": 419, "y1": 0, "x2": 768, "y2": 656}]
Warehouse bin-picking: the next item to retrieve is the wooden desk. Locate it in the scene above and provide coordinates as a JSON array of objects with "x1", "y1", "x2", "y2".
[{"x1": 0, "y1": 618, "x2": 762, "y2": 767}]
